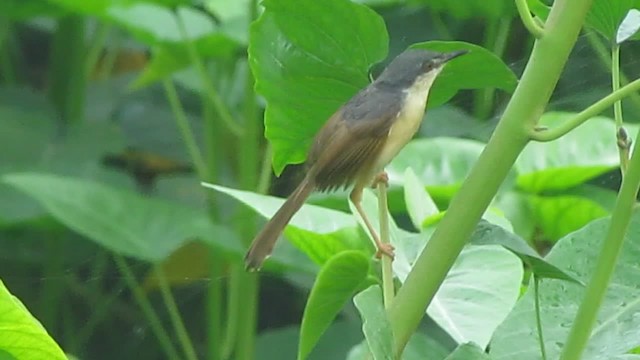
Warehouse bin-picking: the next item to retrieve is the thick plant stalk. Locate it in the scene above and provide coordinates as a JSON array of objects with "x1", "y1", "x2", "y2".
[{"x1": 386, "y1": 0, "x2": 595, "y2": 356}]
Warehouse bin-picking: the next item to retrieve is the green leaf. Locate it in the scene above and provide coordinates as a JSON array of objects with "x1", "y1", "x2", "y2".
[
  {"x1": 490, "y1": 210, "x2": 640, "y2": 360},
  {"x1": 298, "y1": 251, "x2": 370, "y2": 360},
  {"x1": 205, "y1": 184, "x2": 370, "y2": 266},
  {"x1": 403, "y1": 167, "x2": 439, "y2": 230},
  {"x1": 470, "y1": 220, "x2": 581, "y2": 284},
  {"x1": 411, "y1": 0, "x2": 516, "y2": 20},
  {"x1": 526, "y1": 0, "x2": 551, "y2": 20},
  {"x1": 516, "y1": 113, "x2": 636, "y2": 193},
  {"x1": 530, "y1": 194, "x2": 609, "y2": 241},
  {"x1": 617, "y1": 9, "x2": 640, "y2": 43},
  {"x1": 0, "y1": 0, "x2": 65, "y2": 20},
  {"x1": 353, "y1": 286, "x2": 394, "y2": 360},
  {"x1": 586, "y1": 0, "x2": 638, "y2": 41},
  {"x1": 347, "y1": 332, "x2": 450, "y2": 360},
  {"x1": 445, "y1": 343, "x2": 491, "y2": 360},
  {"x1": 387, "y1": 138, "x2": 486, "y2": 201},
  {"x1": 421, "y1": 245, "x2": 523, "y2": 348},
  {"x1": 3, "y1": 173, "x2": 228, "y2": 262},
  {"x1": 0, "y1": 279, "x2": 67, "y2": 360},
  {"x1": 248, "y1": 0, "x2": 388, "y2": 174},
  {"x1": 411, "y1": 41, "x2": 518, "y2": 108}
]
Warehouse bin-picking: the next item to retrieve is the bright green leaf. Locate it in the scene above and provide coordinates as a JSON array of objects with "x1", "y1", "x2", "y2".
[
  {"x1": 445, "y1": 343, "x2": 491, "y2": 360},
  {"x1": 298, "y1": 251, "x2": 370, "y2": 360},
  {"x1": 516, "y1": 113, "x2": 636, "y2": 193},
  {"x1": 249, "y1": 0, "x2": 388, "y2": 174},
  {"x1": 470, "y1": 220, "x2": 581, "y2": 284},
  {"x1": 353, "y1": 286, "x2": 394, "y2": 360},
  {"x1": 530, "y1": 194, "x2": 609, "y2": 241},
  {"x1": 491, "y1": 210, "x2": 640, "y2": 360},
  {"x1": 3, "y1": 173, "x2": 229, "y2": 262},
  {"x1": 0, "y1": 279, "x2": 67, "y2": 360},
  {"x1": 403, "y1": 168, "x2": 439, "y2": 230},
  {"x1": 387, "y1": 138, "x2": 486, "y2": 201},
  {"x1": 411, "y1": 41, "x2": 518, "y2": 107},
  {"x1": 586, "y1": 0, "x2": 638, "y2": 41}
]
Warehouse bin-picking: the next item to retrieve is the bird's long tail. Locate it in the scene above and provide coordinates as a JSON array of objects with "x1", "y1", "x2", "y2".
[{"x1": 244, "y1": 174, "x2": 315, "y2": 271}]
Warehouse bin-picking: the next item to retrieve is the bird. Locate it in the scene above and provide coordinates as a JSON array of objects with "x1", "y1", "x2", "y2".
[{"x1": 245, "y1": 48, "x2": 468, "y2": 271}]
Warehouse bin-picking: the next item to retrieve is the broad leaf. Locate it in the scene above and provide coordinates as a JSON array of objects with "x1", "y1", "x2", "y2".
[
  {"x1": 347, "y1": 332, "x2": 450, "y2": 360},
  {"x1": 403, "y1": 167, "x2": 439, "y2": 230},
  {"x1": 470, "y1": 220, "x2": 581, "y2": 284},
  {"x1": 586, "y1": 0, "x2": 639, "y2": 41},
  {"x1": 0, "y1": 279, "x2": 67, "y2": 360},
  {"x1": 530, "y1": 195, "x2": 609, "y2": 241},
  {"x1": 387, "y1": 138, "x2": 485, "y2": 201},
  {"x1": 3, "y1": 173, "x2": 230, "y2": 262},
  {"x1": 445, "y1": 343, "x2": 491, "y2": 360},
  {"x1": 298, "y1": 251, "x2": 370, "y2": 360},
  {"x1": 411, "y1": 0, "x2": 516, "y2": 20},
  {"x1": 516, "y1": 113, "x2": 636, "y2": 192},
  {"x1": 411, "y1": 41, "x2": 518, "y2": 107},
  {"x1": 249, "y1": 0, "x2": 388, "y2": 174},
  {"x1": 490, "y1": 210, "x2": 640, "y2": 360},
  {"x1": 617, "y1": 9, "x2": 640, "y2": 43},
  {"x1": 353, "y1": 286, "x2": 394, "y2": 360}
]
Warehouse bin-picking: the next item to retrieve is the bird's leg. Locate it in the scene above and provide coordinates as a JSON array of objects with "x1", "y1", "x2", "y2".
[
  {"x1": 350, "y1": 184, "x2": 395, "y2": 260},
  {"x1": 370, "y1": 171, "x2": 389, "y2": 189}
]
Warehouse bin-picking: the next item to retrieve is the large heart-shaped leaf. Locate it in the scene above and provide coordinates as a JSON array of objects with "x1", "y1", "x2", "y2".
[
  {"x1": 411, "y1": 41, "x2": 518, "y2": 107},
  {"x1": 585, "y1": 0, "x2": 640, "y2": 41},
  {"x1": 490, "y1": 210, "x2": 640, "y2": 360},
  {"x1": 249, "y1": 0, "x2": 388, "y2": 175},
  {"x1": 347, "y1": 332, "x2": 450, "y2": 360},
  {"x1": 516, "y1": 113, "x2": 637, "y2": 193},
  {"x1": 616, "y1": 9, "x2": 640, "y2": 43},
  {"x1": 529, "y1": 194, "x2": 609, "y2": 241},
  {"x1": 3, "y1": 173, "x2": 232, "y2": 262},
  {"x1": 444, "y1": 343, "x2": 492, "y2": 360},
  {"x1": 0, "y1": 279, "x2": 67, "y2": 360},
  {"x1": 298, "y1": 251, "x2": 371, "y2": 360}
]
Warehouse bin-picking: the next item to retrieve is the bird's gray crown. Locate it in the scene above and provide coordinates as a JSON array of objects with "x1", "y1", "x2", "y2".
[{"x1": 374, "y1": 49, "x2": 450, "y2": 89}]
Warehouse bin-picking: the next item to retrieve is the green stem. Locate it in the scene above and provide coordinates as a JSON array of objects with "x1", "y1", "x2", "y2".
[
  {"x1": 559, "y1": 114, "x2": 640, "y2": 360},
  {"x1": 586, "y1": 31, "x2": 640, "y2": 112},
  {"x1": 222, "y1": 265, "x2": 241, "y2": 359},
  {"x1": 530, "y1": 77, "x2": 640, "y2": 142},
  {"x1": 257, "y1": 145, "x2": 274, "y2": 194},
  {"x1": 155, "y1": 265, "x2": 199, "y2": 360},
  {"x1": 48, "y1": 16, "x2": 86, "y2": 125},
  {"x1": 113, "y1": 255, "x2": 182, "y2": 360},
  {"x1": 174, "y1": 10, "x2": 243, "y2": 137},
  {"x1": 163, "y1": 79, "x2": 207, "y2": 177},
  {"x1": 377, "y1": 182, "x2": 394, "y2": 308},
  {"x1": 516, "y1": 0, "x2": 544, "y2": 38},
  {"x1": 534, "y1": 276, "x2": 548, "y2": 360},
  {"x1": 611, "y1": 44, "x2": 629, "y2": 174},
  {"x1": 387, "y1": 0, "x2": 594, "y2": 356},
  {"x1": 84, "y1": 21, "x2": 111, "y2": 79}
]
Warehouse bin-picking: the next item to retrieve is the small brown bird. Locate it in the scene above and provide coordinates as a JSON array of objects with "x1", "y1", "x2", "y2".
[{"x1": 246, "y1": 48, "x2": 468, "y2": 270}]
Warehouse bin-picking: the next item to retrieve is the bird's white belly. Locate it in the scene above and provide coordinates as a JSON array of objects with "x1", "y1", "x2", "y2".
[{"x1": 374, "y1": 90, "x2": 429, "y2": 170}]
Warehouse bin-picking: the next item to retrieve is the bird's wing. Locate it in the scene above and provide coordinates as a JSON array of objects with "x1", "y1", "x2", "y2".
[{"x1": 308, "y1": 87, "x2": 403, "y2": 191}]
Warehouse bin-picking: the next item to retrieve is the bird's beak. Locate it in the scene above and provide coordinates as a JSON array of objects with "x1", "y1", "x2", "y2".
[{"x1": 441, "y1": 50, "x2": 469, "y2": 63}]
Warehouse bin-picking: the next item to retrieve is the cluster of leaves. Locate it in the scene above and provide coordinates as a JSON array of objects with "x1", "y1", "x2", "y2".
[{"x1": 1, "y1": 0, "x2": 640, "y2": 359}]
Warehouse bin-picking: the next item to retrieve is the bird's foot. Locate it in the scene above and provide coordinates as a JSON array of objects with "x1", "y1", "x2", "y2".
[
  {"x1": 375, "y1": 242, "x2": 395, "y2": 260},
  {"x1": 371, "y1": 172, "x2": 389, "y2": 189}
]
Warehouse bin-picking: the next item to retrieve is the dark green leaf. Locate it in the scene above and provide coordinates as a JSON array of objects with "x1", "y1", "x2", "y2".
[
  {"x1": 249, "y1": 0, "x2": 388, "y2": 174},
  {"x1": 299, "y1": 251, "x2": 370, "y2": 360},
  {"x1": 411, "y1": 0, "x2": 516, "y2": 20},
  {"x1": 0, "y1": 279, "x2": 67, "y2": 360},
  {"x1": 411, "y1": 41, "x2": 518, "y2": 108},
  {"x1": 445, "y1": 343, "x2": 491, "y2": 360},
  {"x1": 471, "y1": 220, "x2": 581, "y2": 284},
  {"x1": 0, "y1": 0, "x2": 65, "y2": 20},
  {"x1": 3, "y1": 173, "x2": 230, "y2": 262},
  {"x1": 491, "y1": 210, "x2": 640, "y2": 360},
  {"x1": 353, "y1": 285, "x2": 394, "y2": 360}
]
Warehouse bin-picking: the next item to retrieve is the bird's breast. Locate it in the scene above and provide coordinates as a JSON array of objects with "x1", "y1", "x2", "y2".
[{"x1": 373, "y1": 88, "x2": 429, "y2": 170}]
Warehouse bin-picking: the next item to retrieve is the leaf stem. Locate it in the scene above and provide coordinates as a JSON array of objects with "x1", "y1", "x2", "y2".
[
  {"x1": 174, "y1": 9, "x2": 243, "y2": 137},
  {"x1": 529, "y1": 77, "x2": 640, "y2": 142},
  {"x1": 611, "y1": 44, "x2": 629, "y2": 174},
  {"x1": 559, "y1": 112, "x2": 640, "y2": 360},
  {"x1": 162, "y1": 78, "x2": 207, "y2": 177},
  {"x1": 113, "y1": 255, "x2": 182, "y2": 360},
  {"x1": 516, "y1": 0, "x2": 544, "y2": 39},
  {"x1": 386, "y1": 0, "x2": 594, "y2": 355},
  {"x1": 377, "y1": 181, "x2": 394, "y2": 308},
  {"x1": 84, "y1": 21, "x2": 111, "y2": 79},
  {"x1": 155, "y1": 265, "x2": 199, "y2": 360},
  {"x1": 534, "y1": 276, "x2": 548, "y2": 360}
]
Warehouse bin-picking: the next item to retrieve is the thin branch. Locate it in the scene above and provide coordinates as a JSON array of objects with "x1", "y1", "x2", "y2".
[
  {"x1": 377, "y1": 181, "x2": 394, "y2": 308},
  {"x1": 530, "y1": 77, "x2": 640, "y2": 142},
  {"x1": 534, "y1": 276, "x2": 548, "y2": 360},
  {"x1": 516, "y1": 0, "x2": 544, "y2": 39}
]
